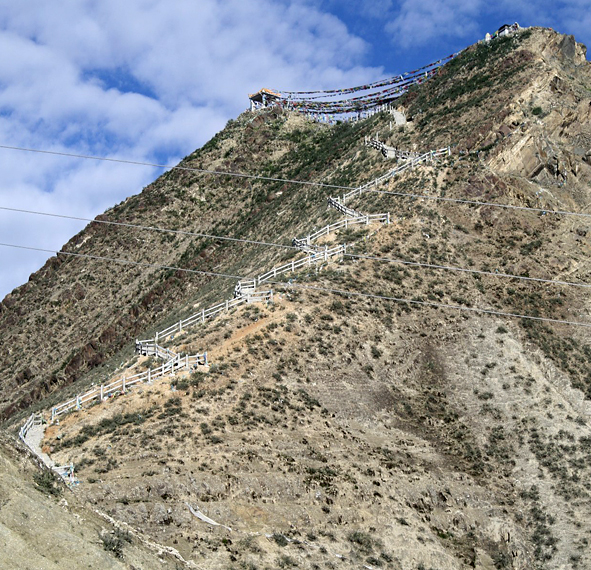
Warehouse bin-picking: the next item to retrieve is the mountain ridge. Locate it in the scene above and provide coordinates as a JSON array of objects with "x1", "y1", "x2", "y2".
[{"x1": 1, "y1": 26, "x2": 591, "y2": 569}]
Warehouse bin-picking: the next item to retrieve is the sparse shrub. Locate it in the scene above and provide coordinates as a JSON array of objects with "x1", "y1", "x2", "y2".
[
  {"x1": 277, "y1": 554, "x2": 298, "y2": 568},
  {"x1": 100, "y1": 528, "x2": 132, "y2": 558},
  {"x1": 347, "y1": 530, "x2": 381, "y2": 555},
  {"x1": 33, "y1": 469, "x2": 62, "y2": 497},
  {"x1": 272, "y1": 533, "x2": 289, "y2": 547},
  {"x1": 477, "y1": 391, "x2": 494, "y2": 401}
]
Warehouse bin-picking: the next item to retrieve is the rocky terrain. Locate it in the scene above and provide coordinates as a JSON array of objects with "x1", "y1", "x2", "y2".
[
  {"x1": 0, "y1": 431, "x2": 193, "y2": 569},
  {"x1": 1, "y1": 27, "x2": 591, "y2": 569}
]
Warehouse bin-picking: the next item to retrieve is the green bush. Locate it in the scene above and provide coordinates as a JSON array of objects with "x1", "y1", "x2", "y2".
[
  {"x1": 33, "y1": 469, "x2": 62, "y2": 497},
  {"x1": 272, "y1": 533, "x2": 289, "y2": 547},
  {"x1": 100, "y1": 528, "x2": 132, "y2": 558}
]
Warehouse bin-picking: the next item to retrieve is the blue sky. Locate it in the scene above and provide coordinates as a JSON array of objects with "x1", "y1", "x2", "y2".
[{"x1": 0, "y1": 0, "x2": 590, "y2": 299}]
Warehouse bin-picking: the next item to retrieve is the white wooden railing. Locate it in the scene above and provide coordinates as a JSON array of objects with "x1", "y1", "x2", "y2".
[
  {"x1": 27, "y1": 131, "x2": 443, "y2": 448},
  {"x1": 147, "y1": 289, "x2": 274, "y2": 345},
  {"x1": 364, "y1": 137, "x2": 422, "y2": 160},
  {"x1": 293, "y1": 213, "x2": 390, "y2": 252},
  {"x1": 339, "y1": 147, "x2": 451, "y2": 204},
  {"x1": 19, "y1": 412, "x2": 76, "y2": 483},
  {"x1": 255, "y1": 244, "x2": 346, "y2": 286},
  {"x1": 50, "y1": 351, "x2": 207, "y2": 420},
  {"x1": 234, "y1": 279, "x2": 257, "y2": 298},
  {"x1": 19, "y1": 412, "x2": 42, "y2": 445},
  {"x1": 326, "y1": 196, "x2": 365, "y2": 217}
]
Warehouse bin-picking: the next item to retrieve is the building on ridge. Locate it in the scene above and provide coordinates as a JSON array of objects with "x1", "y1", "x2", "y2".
[{"x1": 248, "y1": 88, "x2": 282, "y2": 111}]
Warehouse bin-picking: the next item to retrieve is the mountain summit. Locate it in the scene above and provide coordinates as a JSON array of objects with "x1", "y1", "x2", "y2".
[{"x1": 2, "y1": 27, "x2": 591, "y2": 569}]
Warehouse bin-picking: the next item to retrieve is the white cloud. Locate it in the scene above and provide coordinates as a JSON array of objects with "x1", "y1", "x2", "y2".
[
  {"x1": 386, "y1": 0, "x2": 483, "y2": 49},
  {"x1": 0, "y1": 0, "x2": 383, "y2": 299},
  {"x1": 383, "y1": 0, "x2": 591, "y2": 61}
]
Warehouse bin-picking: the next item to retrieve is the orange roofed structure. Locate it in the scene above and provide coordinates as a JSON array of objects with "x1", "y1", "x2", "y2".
[{"x1": 248, "y1": 88, "x2": 282, "y2": 111}]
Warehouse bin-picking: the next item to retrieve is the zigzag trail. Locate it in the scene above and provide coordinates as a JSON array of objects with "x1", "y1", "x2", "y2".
[
  {"x1": 364, "y1": 135, "x2": 423, "y2": 160},
  {"x1": 18, "y1": 132, "x2": 449, "y2": 484}
]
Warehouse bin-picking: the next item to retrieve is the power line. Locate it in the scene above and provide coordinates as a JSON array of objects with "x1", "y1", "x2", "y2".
[
  {"x1": 0, "y1": 206, "x2": 296, "y2": 251},
  {"x1": 345, "y1": 253, "x2": 591, "y2": 289},
  {"x1": 0, "y1": 242, "x2": 243, "y2": 280},
  {"x1": 2, "y1": 207, "x2": 589, "y2": 290},
  {"x1": 1, "y1": 242, "x2": 587, "y2": 329},
  {"x1": 270, "y1": 281, "x2": 591, "y2": 329},
  {"x1": 1, "y1": 143, "x2": 590, "y2": 219},
  {"x1": 0, "y1": 144, "x2": 353, "y2": 191},
  {"x1": 366, "y1": 188, "x2": 591, "y2": 219}
]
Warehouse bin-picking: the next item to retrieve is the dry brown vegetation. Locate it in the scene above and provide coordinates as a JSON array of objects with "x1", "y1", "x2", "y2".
[{"x1": 2, "y1": 27, "x2": 591, "y2": 569}]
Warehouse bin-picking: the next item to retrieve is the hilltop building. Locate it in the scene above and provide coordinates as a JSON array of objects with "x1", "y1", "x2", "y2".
[
  {"x1": 248, "y1": 88, "x2": 282, "y2": 111},
  {"x1": 485, "y1": 22, "x2": 521, "y2": 42}
]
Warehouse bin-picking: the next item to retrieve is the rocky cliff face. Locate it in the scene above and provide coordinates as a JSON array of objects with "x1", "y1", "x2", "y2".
[{"x1": 2, "y1": 27, "x2": 591, "y2": 570}]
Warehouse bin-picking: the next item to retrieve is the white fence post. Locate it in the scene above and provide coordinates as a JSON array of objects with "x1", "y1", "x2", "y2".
[
  {"x1": 201, "y1": 308, "x2": 205, "y2": 323},
  {"x1": 122, "y1": 376, "x2": 126, "y2": 394},
  {"x1": 100, "y1": 384, "x2": 104, "y2": 401}
]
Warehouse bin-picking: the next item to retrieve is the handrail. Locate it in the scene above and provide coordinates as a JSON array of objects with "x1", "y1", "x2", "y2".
[
  {"x1": 256, "y1": 244, "x2": 346, "y2": 286},
  {"x1": 19, "y1": 412, "x2": 42, "y2": 443},
  {"x1": 51, "y1": 348, "x2": 208, "y2": 419},
  {"x1": 41, "y1": 137, "x2": 417, "y2": 424},
  {"x1": 364, "y1": 137, "x2": 423, "y2": 160},
  {"x1": 293, "y1": 213, "x2": 389, "y2": 252},
  {"x1": 342, "y1": 147, "x2": 450, "y2": 203},
  {"x1": 327, "y1": 196, "x2": 364, "y2": 218}
]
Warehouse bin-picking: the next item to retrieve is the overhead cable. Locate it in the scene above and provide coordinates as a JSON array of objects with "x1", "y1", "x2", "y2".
[
  {"x1": 1, "y1": 208, "x2": 588, "y2": 290},
  {"x1": 345, "y1": 253, "x2": 591, "y2": 289},
  {"x1": 0, "y1": 242, "x2": 243, "y2": 280},
  {"x1": 0, "y1": 144, "x2": 353, "y2": 191},
  {"x1": 367, "y1": 188, "x2": 591, "y2": 219},
  {"x1": 1, "y1": 144, "x2": 589, "y2": 219},
  {"x1": 0, "y1": 242, "x2": 588, "y2": 329},
  {"x1": 270, "y1": 281, "x2": 591, "y2": 329},
  {"x1": 0, "y1": 206, "x2": 296, "y2": 251}
]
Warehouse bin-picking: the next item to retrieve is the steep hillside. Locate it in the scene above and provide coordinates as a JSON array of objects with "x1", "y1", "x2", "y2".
[
  {"x1": 2, "y1": 28, "x2": 589, "y2": 423},
  {"x1": 2, "y1": 26, "x2": 591, "y2": 570},
  {"x1": 0, "y1": 108, "x2": 383, "y2": 419},
  {"x1": 0, "y1": 432, "x2": 195, "y2": 569}
]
